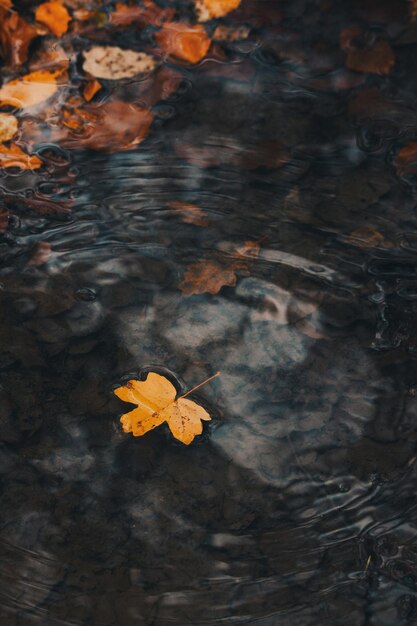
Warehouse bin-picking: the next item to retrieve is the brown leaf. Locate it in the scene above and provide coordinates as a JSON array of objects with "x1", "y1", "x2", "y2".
[
  {"x1": 155, "y1": 22, "x2": 211, "y2": 64},
  {"x1": 340, "y1": 26, "x2": 395, "y2": 75},
  {"x1": 213, "y1": 24, "x2": 250, "y2": 41},
  {"x1": 0, "y1": 11, "x2": 38, "y2": 67},
  {"x1": 240, "y1": 141, "x2": 289, "y2": 170},
  {"x1": 0, "y1": 206, "x2": 9, "y2": 233},
  {"x1": 29, "y1": 42, "x2": 70, "y2": 71},
  {"x1": 109, "y1": 1, "x2": 174, "y2": 27},
  {"x1": 395, "y1": 143, "x2": 417, "y2": 175},
  {"x1": 168, "y1": 201, "x2": 209, "y2": 226},
  {"x1": 60, "y1": 100, "x2": 154, "y2": 152},
  {"x1": 35, "y1": 2, "x2": 71, "y2": 37},
  {"x1": 347, "y1": 227, "x2": 391, "y2": 248},
  {"x1": 28, "y1": 241, "x2": 52, "y2": 266},
  {"x1": 179, "y1": 260, "x2": 237, "y2": 295},
  {"x1": 0, "y1": 143, "x2": 42, "y2": 169}
]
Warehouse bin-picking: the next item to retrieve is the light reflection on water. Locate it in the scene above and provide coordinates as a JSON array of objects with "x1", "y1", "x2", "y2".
[{"x1": 1, "y1": 0, "x2": 417, "y2": 624}]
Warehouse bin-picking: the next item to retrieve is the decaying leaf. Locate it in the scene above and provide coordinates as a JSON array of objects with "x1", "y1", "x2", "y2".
[
  {"x1": 109, "y1": 1, "x2": 174, "y2": 27},
  {"x1": 35, "y1": 1, "x2": 71, "y2": 37},
  {"x1": 0, "y1": 69, "x2": 64, "y2": 109},
  {"x1": 195, "y1": 0, "x2": 241, "y2": 21},
  {"x1": 155, "y1": 22, "x2": 211, "y2": 63},
  {"x1": 233, "y1": 240, "x2": 261, "y2": 263},
  {"x1": 28, "y1": 241, "x2": 52, "y2": 266},
  {"x1": 114, "y1": 371, "x2": 214, "y2": 444},
  {"x1": 179, "y1": 260, "x2": 237, "y2": 295},
  {"x1": 168, "y1": 201, "x2": 209, "y2": 226},
  {"x1": 340, "y1": 26, "x2": 395, "y2": 75},
  {"x1": 0, "y1": 143, "x2": 41, "y2": 169},
  {"x1": 60, "y1": 100, "x2": 154, "y2": 152},
  {"x1": 347, "y1": 227, "x2": 391, "y2": 248},
  {"x1": 213, "y1": 24, "x2": 250, "y2": 42},
  {"x1": 29, "y1": 42, "x2": 70, "y2": 71},
  {"x1": 83, "y1": 46, "x2": 157, "y2": 80},
  {"x1": 83, "y1": 79, "x2": 101, "y2": 101},
  {"x1": 0, "y1": 11, "x2": 38, "y2": 67},
  {"x1": 395, "y1": 143, "x2": 417, "y2": 175},
  {"x1": 0, "y1": 113, "x2": 18, "y2": 141},
  {"x1": 0, "y1": 0, "x2": 12, "y2": 9}
]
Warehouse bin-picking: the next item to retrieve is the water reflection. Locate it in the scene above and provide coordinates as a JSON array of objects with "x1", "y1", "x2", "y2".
[{"x1": 2, "y1": 0, "x2": 417, "y2": 624}]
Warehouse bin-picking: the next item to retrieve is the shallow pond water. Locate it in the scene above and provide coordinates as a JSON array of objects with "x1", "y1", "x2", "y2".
[{"x1": 2, "y1": 0, "x2": 417, "y2": 624}]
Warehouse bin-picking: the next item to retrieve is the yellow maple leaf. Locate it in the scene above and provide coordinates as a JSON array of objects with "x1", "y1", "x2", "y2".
[{"x1": 114, "y1": 371, "x2": 218, "y2": 445}]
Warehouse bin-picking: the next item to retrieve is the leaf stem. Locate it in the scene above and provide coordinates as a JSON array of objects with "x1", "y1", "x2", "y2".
[{"x1": 179, "y1": 371, "x2": 220, "y2": 400}]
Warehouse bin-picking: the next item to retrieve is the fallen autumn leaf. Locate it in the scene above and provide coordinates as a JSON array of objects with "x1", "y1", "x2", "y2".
[{"x1": 114, "y1": 371, "x2": 218, "y2": 444}]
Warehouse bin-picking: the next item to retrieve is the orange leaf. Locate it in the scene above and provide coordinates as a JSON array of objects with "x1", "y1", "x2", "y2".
[
  {"x1": 35, "y1": 1, "x2": 71, "y2": 37},
  {"x1": 83, "y1": 79, "x2": 101, "y2": 102},
  {"x1": 0, "y1": 69, "x2": 63, "y2": 108},
  {"x1": 179, "y1": 260, "x2": 237, "y2": 295},
  {"x1": 0, "y1": 1, "x2": 12, "y2": 9},
  {"x1": 0, "y1": 113, "x2": 18, "y2": 142},
  {"x1": 168, "y1": 201, "x2": 209, "y2": 226},
  {"x1": 195, "y1": 0, "x2": 241, "y2": 21},
  {"x1": 155, "y1": 22, "x2": 211, "y2": 64},
  {"x1": 114, "y1": 371, "x2": 214, "y2": 445},
  {"x1": 0, "y1": 143, "x2": 41, "y2": 169},
  {"x1": 0, "y1": 12, "x2": 38, "y2": 67}
]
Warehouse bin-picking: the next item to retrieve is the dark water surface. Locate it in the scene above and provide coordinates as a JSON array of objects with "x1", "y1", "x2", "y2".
[{"x1": 3, "y1": 0, "x2": 417, "y2": 624}]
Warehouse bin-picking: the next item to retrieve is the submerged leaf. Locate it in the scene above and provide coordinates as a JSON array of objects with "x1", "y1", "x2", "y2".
[
  {"x1": 155, "y1": 22, "x2": 211, "y2": 64},
  {"x1": 179, "y1": 260, "x2": 237, "y2": 295},
  {"x1": 83, "y1": 46, "x2": 156, "y2": 80},
  {"x1": 195, "y1": 0, "x2": 241, "y2": 21},
  {"x1": 0, "y1": 143, "x2": 41, "y2": 169},
  {"x1": 0, "y1": 11, "x2": 38, "y2": 67},
  {"x1": 83, "y1": 79, "x2": 101, "y2": 101},
  {"x1": 340, "y1": 26, "x2": 395, "y2": 75},
  {"x1": 60, "y1": 100, "x2": 154, "y2": 152},
  {"x1": 168, "y1": 201, "x2": 209, "y2": 226},
  {"x1": 0, "y1": 112, "x2": 18, "y2": 141},
  {"x1": 395, "y1": 142, "x2": 417, "y2": 175},
  {"x1": 114, "y1": 371, "x2": 213, "y2": 444},
  {"x1": 109, "y1": 1, "x2": 174, "y2": 27},
  {"x1": 0, "y1": 69, "x2": 64, "y2": 109},
  {"x1": 348, "y1": 227, "x2": 391, "y2": 248},
  {"x1": 35, "y1": 1, "x2": 71, "y2": 37}
]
